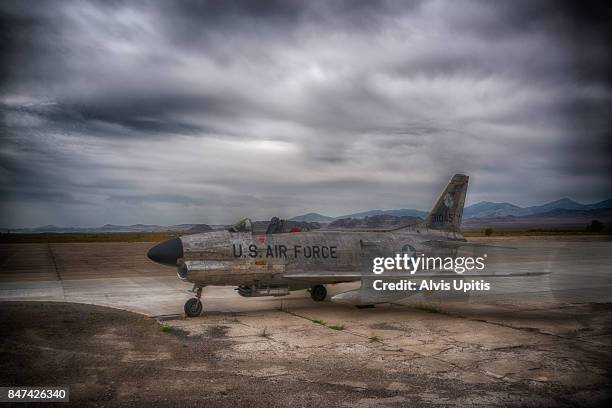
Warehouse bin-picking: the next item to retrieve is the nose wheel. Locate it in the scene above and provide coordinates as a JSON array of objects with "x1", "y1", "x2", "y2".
[{"x1": 184, "y1": 286, "x2": 203, "y2": 317}]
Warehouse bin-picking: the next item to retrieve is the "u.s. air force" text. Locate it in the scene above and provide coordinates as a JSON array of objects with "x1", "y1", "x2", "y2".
[{"x1": 233, "y1": 244, "x2": 337, "y2": 259}]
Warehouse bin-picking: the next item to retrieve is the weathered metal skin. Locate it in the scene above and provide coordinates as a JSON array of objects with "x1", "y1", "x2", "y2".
[
  {"x1": 177, "y1": 217, "x2": 466, "y2": 287},
  {"x1": 179, "y1": 175, "x2": 467, "y2": 286},
  {"x1": 149, "y1": 174, "x2": 475, "y2": 303}
]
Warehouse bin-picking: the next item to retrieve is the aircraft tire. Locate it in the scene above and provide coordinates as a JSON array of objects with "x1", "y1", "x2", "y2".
[
  {"x1": 184, "y1": 298, "x2": 203, "y2": 317},
  {"x1": 310, "y1": 285, "x2": 327, "y2": 302}
]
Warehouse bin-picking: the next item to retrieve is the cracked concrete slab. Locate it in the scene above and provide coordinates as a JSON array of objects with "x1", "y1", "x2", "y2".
[{"x1": 1, "y1": 237, "x2": 611, "y2": 406}]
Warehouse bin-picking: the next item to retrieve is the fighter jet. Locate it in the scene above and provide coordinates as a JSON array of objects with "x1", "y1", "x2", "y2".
[{"x1": 147, "y1": 174, "x2": 541, "y2": 317}]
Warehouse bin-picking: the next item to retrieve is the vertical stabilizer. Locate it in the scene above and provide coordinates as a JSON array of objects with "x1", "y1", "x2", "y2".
[{"x1": 424, "y1": 174, "x2": 469, "y2": 232}]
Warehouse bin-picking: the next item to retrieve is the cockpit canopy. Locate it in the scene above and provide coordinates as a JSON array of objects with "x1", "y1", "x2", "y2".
[
  {"x1": 228, "y1": 217, "x2": 316, "y2": 234},
  {"x1": 228, "y1": 218, "x2": 252, "y2": 233}
]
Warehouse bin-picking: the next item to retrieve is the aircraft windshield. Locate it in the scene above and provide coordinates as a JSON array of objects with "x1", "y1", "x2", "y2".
[{"x1": 228, "y1": 218, "x2": 252, "y2": 233}]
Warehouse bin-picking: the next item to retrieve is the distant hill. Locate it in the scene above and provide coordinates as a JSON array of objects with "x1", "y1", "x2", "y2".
[
  {"x1": 337, "y1": 209, "x2": 428, "y2": 219},
  {"x1": 186, "y1": 224, "x2": 213, "y2": 233},
  {"x1": 523, "y1": 198, "x2": 584, "y2": 214},
  {"x1": 6, "y1": 223, "x2": 214, "y2": 234},
  {"x1": 462, "y1": 207, "x2": 612, "y2": 231},
  {"x1": 463, "y1": 198, "x2": 612, "y2": 219},
  {"x1": 328, "y1": 215, "x2": 422, "y2": 230},
  {"x1": 5, "y1": 197, "x2": 611, "y2": 234},
  {"x1": 289, "y1": 213, "x2": 336, "y2": 223},
  {"x1": 583, "y1": 198, "x2": 612, "y2": 210},
  {"x1": 463, "y1": 202, "x2": 525, "y2": 218}
]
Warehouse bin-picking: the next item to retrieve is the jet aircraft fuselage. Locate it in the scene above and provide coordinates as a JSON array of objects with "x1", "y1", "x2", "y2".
[
  {"x1": 148, "y1": 174, "x2": 472, "y2": 316},
  {"x1": 176, "y1": 227, "x2": 464, "y2": 287}
]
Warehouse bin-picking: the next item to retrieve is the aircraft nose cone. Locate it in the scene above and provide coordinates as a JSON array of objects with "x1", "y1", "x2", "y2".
[{"x1": 147, "y1": 237, "x2": 183, "y2": 266}]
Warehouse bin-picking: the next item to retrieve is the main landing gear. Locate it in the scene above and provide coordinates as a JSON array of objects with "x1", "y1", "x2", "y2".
[
  {"x1": 184, "y1": 285, "x2": 203, "y2": 317},
  {"x1": 310, "y1": 285, "x2": 327, "y2": 302}
]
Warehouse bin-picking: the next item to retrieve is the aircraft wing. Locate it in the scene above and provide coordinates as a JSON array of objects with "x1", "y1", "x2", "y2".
[{"x1": 283, "y1": 272, "x2": 363, "y2": 284}]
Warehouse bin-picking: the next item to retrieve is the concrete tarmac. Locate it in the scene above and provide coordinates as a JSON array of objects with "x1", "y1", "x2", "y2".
[
  {"x1": 0, "y1": 236, "x2": 611, "y2": 406},
  {"x1": 1, "y1": 236, "x2": 610, "y2": 316}
]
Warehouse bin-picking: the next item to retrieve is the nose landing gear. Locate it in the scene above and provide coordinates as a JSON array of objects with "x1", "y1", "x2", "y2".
[{"x1": 184, "y1": 286, "x2": 203, "y2": 317}]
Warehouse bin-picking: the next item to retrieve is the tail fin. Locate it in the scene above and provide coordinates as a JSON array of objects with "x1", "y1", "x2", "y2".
[{"x1": 424, "y1": 174, "x2": 469, "y2": 232}]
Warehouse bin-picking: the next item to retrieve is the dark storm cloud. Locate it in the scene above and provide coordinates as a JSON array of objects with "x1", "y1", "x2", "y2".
[
  {"x1": 1, "y1": 0, "x2": 611, "y2": 227},
  {"x1": 0, "y1": 189, "x2": 85, "y2": 205},
  {"x1": 107, "y1": 193, "x2": 203, "y2": 206}
]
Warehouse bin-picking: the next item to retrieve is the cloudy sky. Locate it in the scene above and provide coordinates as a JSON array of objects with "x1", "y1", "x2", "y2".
[{"x1": 1, "y1": 0, "x2": 611, "y2": 227}]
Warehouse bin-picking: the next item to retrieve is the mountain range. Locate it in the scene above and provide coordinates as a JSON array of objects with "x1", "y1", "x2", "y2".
[
  {"x1": 4, "y1": 223, "x2": 213, "y2": 234},
  {"x1": 291, "y1": 198, "x2": 612, "y2": 222},
  {"x1": 462, "y1": 198, "x2": 612, "y2": 218},
  {"x1": 3, "y1": 198, "x2": 611, "y2": 234},
  {"x1": 289, "y1": 209, "x2": 428, "y2": 223}
]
